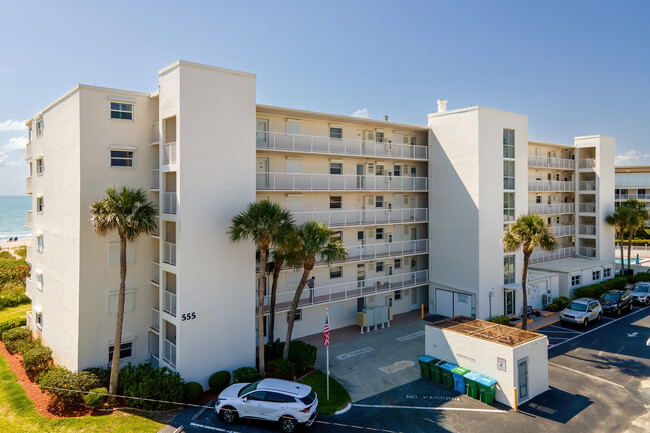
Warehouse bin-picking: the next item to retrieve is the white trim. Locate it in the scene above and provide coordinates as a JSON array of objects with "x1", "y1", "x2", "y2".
[
  {"x1": 109, "y1": 145, "x2": 137, "y2": 150},
  {"x1": 108, "y1": 94, "x2": 137, "y2": 103},
  {"x1": 108, "y1": 335, "x2": 136, "y2": 345},
  {"x1": 33, "y1": 305, "x2": 42, "y2": 314}
]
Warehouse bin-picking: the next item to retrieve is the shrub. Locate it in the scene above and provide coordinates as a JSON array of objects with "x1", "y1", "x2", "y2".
[
  {"x1": 629, "y1": 273, "x2": 650, "y2": 284},
  {"x1": 546, "y1": 303, "x2": 560, "y2": 312},
  {"x1": 208, "y1": 370, "x2": 231, "y2": 394},
  {"x1": 488, "y1": 315, "x2": 511, "y2": 326},
  {"x1": 2, "y1": 326, "x2": 32, "y2": 353},
  {"x1": 0, "y1": 260, "x2": 31, "y2": 286},
  {"x1": 0, "y1": 291, "x2": 31, "y2": 310},
  {"x1": 267, "y1": 359, "x2": 296, "y2": 380},
  {"x1": 22, "y1": 342, "x2": 52, "y2": 376},
  {"x1": 38, "y1": 367, "x2": 100, "y2": 410},
  {"x1": 0, "y1": 317, "x2": 26, "y2": 338},
  {"x1": 233, "y1": 367, "x2": 260, "y2": 384},
  {"x1": 185, "y1": 381, "x2": 203, "y2": 403},
  {"x1": 83, "y1": 366, "x2": 110, "y2": 389},
  {"x1": 0, "y1": 251, "x2": 14, "y2": 260},
  {"x1": 264, "y1": 339, "x2": 285, "y2": 363},
  {"x1": 553, "y1": 296, "x2": 570, "y2": 310},
  {"x1": 14, "y1": 246, "x2": 27, "y2": 258},
  {"x1": 84, "y1": 387, "x2": 108, "y2": 409},
  {"x1": 288, "y1": 340, "x2": 317, "y2": 372},
  {"x1": 119, "y1": 363, "x2": 186, "y2": 410}
]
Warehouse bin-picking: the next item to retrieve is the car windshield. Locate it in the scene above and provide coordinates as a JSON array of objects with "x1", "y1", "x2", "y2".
[
  {"x1": 299, "y1": 391, "x2": 316, "y2": 406},
  {"x1": 634, "y1": 285, "x2": 650, "y2": 293},
  {"x1": 238, "y1": 380, "x2": 262, "y2": 397},
  {"x1": 602, "y1": 293, "x2": 620, "y2": 301},
  {"x1": 569, "y1": 302, "x2": 587, "y2": 312}
]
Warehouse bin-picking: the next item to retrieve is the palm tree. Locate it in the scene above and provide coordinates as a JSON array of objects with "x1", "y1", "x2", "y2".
[
  {"x1": 283, "y1": 221, "x2": 347, "y2": 359},
  {"x1": 502, "y1": 214, "x2": 557, "y2": 331},
  {"x1": 90, "y1": 187, "x2": 158, "y2": 402},
  {"x1": 229, "y1": 200, "x2": 294, "y2": 376},
  {"x1": 607, "y1": 205, "x2": 633, "y2": 273},
  {"x1": 267, "y1": 229, "x2": 300, "y2": 343},
  {"x1": 621, "y1": 199, "x2": 649, "y2": 271}
]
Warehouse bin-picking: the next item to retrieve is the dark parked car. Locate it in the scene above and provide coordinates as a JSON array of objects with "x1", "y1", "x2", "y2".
[{"x1": 599, "y1": 290, "x2": 633, "y2": 316}]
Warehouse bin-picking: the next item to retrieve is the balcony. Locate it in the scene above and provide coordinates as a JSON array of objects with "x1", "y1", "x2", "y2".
[
  {"x1": 150, "y1": 308, "x2": 160, "y2": 333},
  {"x1": 292, "y1": 208, "x2": 428, "y2": 227},
  {"x1": 152, "y1": 170, "x2": 160, "y2": 190},
  {"x1": 26, "y1": 177, "x2": 32, "y2": 194},
  {"x1": 257, "y1": 173, "x2": 427, "y2": 192},
  {"x1": 579, "y1": 203, "x2": 596, "y2": 213},
  {"x1": 264, "y1": 270, "x2": 429, "y2": 313},
  {"x1": 551, "y1": 225, "x2": 575, "y2": 237},
  {"x1": 579, "y1": 225, "x2": 596, "y2": 235},
  {"x1": 163, "y1": 290, "x2": 177, "y2": 317},
  {"x1": 528, "y1": 156, "x2": 575, "y2": 170},
  {"x1": 151, "y1": 262, "x2": 160, "y2": 285},
  {"x1": 163, "y1": 339, "x2": 176, "y2": 367},
  {"x1": 315, "y1": 239, "x2": 428, "y2": 267},
  {"x1": 578, "y1": 247, "x2": 596, "y2": 258},
  {"x1": 528, "y1": 180, "x2": 574, "y2": 192},
  {"x1": 25, "y1": 141, "x2": 33, "y2": 160},
  {"x1": 579, "y1": 158, "x2": 596, "y2": 169},
  {"x1": 26, "y1": 210, "x2": 32, "y2": 228},
  {"x1": 25, "y1": 245, "x2": 32, "y2": 263},
  {"x1": 151, "y1": 217, "x2": 160, "y2": 238},
  {"x1": 579, "y1": 181, "x2": 596, "y2": 191},
  {"x1": 528, "y1": 203, "x2": 575, "y2": 215},
  {"x1": 530, "y1": 247, "x2": 575, "y2": 264},
  {"x1": 257, "y1": 131, "x2": 428, "y2": 160},
  {"x1": 163, "y1": 242, "x2": 176, "y2": 266},
  {"x1": 615, "y1": 193, "x2": 638, "y2": 200},
  {"x1": 163, "y1": 193, "x2": 177, "y2": 214},
  {"x1": 151, "y1": 123, "x2": 160, "y2": 144},
  {"x1": 163, "y1": 142, "x2": 177, "y2": 165}
]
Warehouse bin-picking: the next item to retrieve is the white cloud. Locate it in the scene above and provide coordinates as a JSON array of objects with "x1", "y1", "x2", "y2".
[
  {"x1": 0, "y1": 119, "x2": 27, "y2": 132},
  {"x1": 351, "y1": 107, "x2": 370, "y2": 118},
  {"x1": 615, "y1": 149, "x2": 650, "y2": 165},
  {"x1": 0, "y1": 150, "x2": 23, "y2": 167},
  {"x1": 3, "y1": 136, "x2": 28, "y2": 152}
]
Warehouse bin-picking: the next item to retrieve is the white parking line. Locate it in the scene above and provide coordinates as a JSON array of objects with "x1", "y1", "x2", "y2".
[
  {"x1": 190, "y1": 422, "x2": 240, "y2": 433},
  {"x1": 548, "y1": 362, "x2": 625, "y2": 389},
  {"x1": 546, "y1": 325, "x2": 582, "y2": 333},
  {"x1": 354, "y1": 403, "x2": 507, "y2": 413}
]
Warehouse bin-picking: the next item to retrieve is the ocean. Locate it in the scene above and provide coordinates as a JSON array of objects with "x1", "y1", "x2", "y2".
[{"x1": 0, "y1": 196, "x2": 32, "y2": 241}]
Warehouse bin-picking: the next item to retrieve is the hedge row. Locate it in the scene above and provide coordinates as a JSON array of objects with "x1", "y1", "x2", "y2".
[
  {"x1": 0, "y1": 260, "x2": 31, "y2": 286},
  {"x1": 572, "y1": 276, "x2": 628, "y2": 300},
  {"x1": 0, "y1": 317, "x2": 26, "y2": 339},
  {"x1": 615, "y1": 239, "x2": 650, "y2": 247},
  {"x1": 0, "y1": 291, "x2": 31, "y2": 310},
  {"x1": 545, "y1": 296, "x2": 570, "y2": 312},
  {"x1": 487, "y1": 315, "x2": 510, "y2": 326}
]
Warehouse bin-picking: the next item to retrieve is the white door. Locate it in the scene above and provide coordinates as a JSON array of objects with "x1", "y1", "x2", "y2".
[
  {"x1": 394, "y1": 194, "x2": 403, "y2": 209},
  {"x1": 256, "y1": 158, "x2": 269, "y2": 189},
  {"x1": 256, "y1": 119, "x2": 268, "y2": 147},
  {"x1": 286, "y1": 159, "x2": 302, "y2": 173},
  {"x1": 436, "y1": 289, "x2": 453, "y2": 317},
  {"x1": 529, "y1": 284, "x2": 540, "y2": 310},
  {"x1": 454, "y1": 293, "x2": 472, "y2": 317}
]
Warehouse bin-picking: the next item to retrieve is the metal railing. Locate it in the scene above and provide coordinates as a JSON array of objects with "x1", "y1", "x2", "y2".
[
  {"x1": 257, "y1": 131, "x2": 428, "y2": 160},
  {"x1": 152, "y1": 169, "x2": 160, "y2": 190},
  {"x1": 528, "y1": 203, "x2": 575, "y2": 215},
  {"x1": 551, "y1": 225, "x2": 575, "y2": 237},
  {"x1": 528, "y1": 180, "x2": 574, "y2": 192},
  {"x1": 151, "y1": 123, "x2": 160, "y2": 144},
  {"x1": 292, "y1": 208, "x2": 428, "y2": 227},
  {"x1": 579, "y1": 203, "x2": 596, "y2": 213},
  {"x1": 530, "y1": 247, "x2": 575, "y2": 264},
  {"x1": 163, "y1": 142, "x2": 177, "y2": 165},
  {"x1": 528, "y1": 156, "x2": 575, "y2": 170},
  {"x1": 26, "y1": 210, "x2": 32, "y2": 228},
  {"x1": 163, "y1": 242, "x2": 176, "y2": 266},
  {"x1": 578, "y1": 247, "x2": 596, "y2": 257},
  {"x1": 264, "y1": 270, "x2": 429, "y2": 313},
  {"x1": 26, "y1": 177, "x2": 32, "y2": 194},
  {"x1": 163, "y1": 290, "x2": 177, "y2": 317},
  {"x1": 579, "y1": 225, "x2": 596, "y2": 235},
  {"x1": 151, "y1": 308, "x2": 160, "y2": 333},
  {"x1": 579, "y1": 158, "x2": 596, "y2": 169},
  {"x1": 256, "y1": 173, "x2": 428, "y2": 191},
  {"x1": 579, "y1": 181, "x2": 596, "y2": 191},
  {"x1": 315, "y1": 239, "x2": 428, "y2": 267},
  {"x1": 163, "y1": 339, "x2": 176, "y2": 367},
  {"x1": 163, "y1": 192, "x2": 177, "y2": 214}
]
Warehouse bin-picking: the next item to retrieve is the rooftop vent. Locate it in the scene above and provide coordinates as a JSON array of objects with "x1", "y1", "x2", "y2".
[{"x1": 437, "y1": 99, "x2": 448, "y2": 113}]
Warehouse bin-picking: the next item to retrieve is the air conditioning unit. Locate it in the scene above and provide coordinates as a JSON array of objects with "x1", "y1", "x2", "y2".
[{"x1": 542, "y1": 294, "x2": 551, "y2": 307}]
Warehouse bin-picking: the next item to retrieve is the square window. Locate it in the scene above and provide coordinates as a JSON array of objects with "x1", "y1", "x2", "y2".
[
  {"x1": 330, "y1": 162, "x2": 342, "y2": 175},
  {"x1": 604, "y1": 268, "x2": 611, "y2": 278},
  {"x1": 110, "y1": 102, "x2": 134, "y2": 120},
  {"x1": 36, "y1": 120, "x2": 44, "y2": 137},
  {"x1": 395, "y1": 259, "x2": 401, "y2": 269},
  {"x1": 410, "y1": 136, "x2": 417, "y2": 146},
  {"x1": 329, "y1": 127, "x2": 342, "y2": 140},
  {"x1": 536, "y1": 195, "x2": 541, "y2": 204},
  {"x1": 36, "y1": 158, "x2": 44, "y2": 175},
  {"x1": 37, "y1": 197, "x2": 44, "y2": 213},
  {"x1": 375, "y1": 196, "x2": 384, "y2": 208},
  {"x1": 330, "y1": 196, "x2": 342, "y2": 209},
  {"x1": 108, "y1": 342, "x2": 133, "y2": 363},
  {"x1": 376, "y1": 165, "x2": 385, "y2": 176},
  {"x1": 35, "y1": 312, "x2": 43, "y2": 329},
  {"x1": 571, "y1": 275, "x2": 581, "y2": 286},
  {"x1": 287, "y1": 309, "x2": 302, "y2": 322},
  {"x1": 110, "y1": 150, "x2": 135, "y2": 168},
  {"x1": 395, "y1": 290, "x2": 402, "y2": 300},
  {"x1": 376, "y1": 261, "x2": 384, "y2": 273},
  {"x1": 376, "y1": 228, "x2": 384, "y2": 240},
  {"x1": 592, "y1": 270, "x2": 601, "y2": 281},
  {"x1": 330, "y1": 266, "x2": 342, "y2": 279},
  {"x1": 331, "y1": 231, "x2": 342, "y2": 242},
  {"x1": 394, "y1": 165, "x2": 401, "y2": 176}
]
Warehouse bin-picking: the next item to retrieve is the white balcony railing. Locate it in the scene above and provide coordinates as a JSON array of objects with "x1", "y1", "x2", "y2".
[
  {"x1": 292, "y1": 208, "x2": 428, "y2": 227},
  {"x1": 26, "y1": 177, "x2": 32, "y2": 194},
  {"x1": 579, "y1": 203, "x2": 596, "y2": 213},
  {"x1": 163, "y1": 142, "x2": 177, "y2": 165},
  {"x1": 615, "y1": 194, "x2": 638, "y2": 200},
  {"x1": 163, "y1": 192, "x2": 177, "y2": 214},
  {"x1": 530, "y1": 247, "x2": 575, "y2": 264},
  {"x1": 151, "y1": 307, "x2": 160, "y2": 333},
  {"x1": 25, "y1": 245, "x2": 32, "y2": 263},
  {"x1": 25, "y1": 141, "x2": 33, "y2": 160},
  {"x1": 579, "y1": 225, "x2": 596, "y2": 235},
  {"x1": 151, "y1": 123, "x2": 160, "y2": 144},
  {"x1": 264, "y1": 270, "x2": 429, "y2": 313},
  {"x1": 163, "y1": 339, "x2": 176, "y2": 367},
  {"x1": 551, "y1": 225, "x2": 575, "y2": 237},
  {"x1": 528, "y1": 180, "x2": 574, "y2": 192},
  {"x1": 163, "y1": 242, "x2": 176, "y2": 266},
  {"x1": 579, "y1": 247, "x2": 596, "y2": 257},
  {"x1": 152, "y1": 169, "x2": 160, "y2": 190},
  {"x1": 257, "y1": 131, "x2": 428, "y2": 160},
  {"x1": 579, "y1": 181, "x2": 596, "y2": 191},
  {"x1": 256, "y1": 173, "x2": 428, "y2": 191},
  {"x1": 26, "y1": 210, "x2": 32, "y2": 228},
  {"x1": 163, "y1": 290, "x2": 177, "y2": 317},
  {"x1": 315, "y1": 239, "x2": 428, "y2": 267},
  {"x1": 579, "y1": 158, "x2": 596, "y2": 169},
  {"x1": 528, "y1": 203, "x2": 575, "y2": 215},
  {"x1": 528, "y1": 156, "x2": 575, "y2": 170}
]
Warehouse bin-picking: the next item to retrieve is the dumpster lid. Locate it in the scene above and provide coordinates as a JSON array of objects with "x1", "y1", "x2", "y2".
[
  {"x1": 477, "y1": 376, "x2": 497, "y2": 387},
  {"x1": 452, "y1": 366, "x2": 471, "y2": 375},
  {"x1": 439, "y1": 362, "x2": 458, "y2": 372},
  {"x1": 427, "y1": 316, "x2": 544, "y2": 347},
  {"x1": 464, "y1": 371, "x2": 483, "y2": 381},
  {"x1": 418, "y1": 355, "x2": 435, "y2": 363}
]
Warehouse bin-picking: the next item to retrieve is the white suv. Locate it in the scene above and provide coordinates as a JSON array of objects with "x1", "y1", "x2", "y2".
[
  {"x1": 560, "y1": 298, "x2": 602, "y2": 327},
  {"x1": 215, "y1": 378, "x2": 318, "y2": 433},
  {"x1": 630, "y1": 282, "x2": 650, "y2": 305}
]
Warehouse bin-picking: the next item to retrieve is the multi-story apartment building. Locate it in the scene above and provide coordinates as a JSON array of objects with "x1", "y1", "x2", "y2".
[
  {"x1": 23, "y1": 60, "x2": 615, "y2": 387},
  {"x1": 615, "y1": 166, "x2": 650, "y2": 224}
]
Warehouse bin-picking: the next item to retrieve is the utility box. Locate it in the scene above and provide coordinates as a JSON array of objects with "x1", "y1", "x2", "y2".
[{"x1": 425, "y1": 316, "x2": 548, "y2": 407}]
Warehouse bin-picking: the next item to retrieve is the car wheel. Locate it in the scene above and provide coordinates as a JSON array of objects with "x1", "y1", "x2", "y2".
[
  {"x1": 583, "y1": 318, "x2": 588, "y2": 328},
  {"x1": 280, "y1": 416, "x2": 298, "y2": 433},
  {"x1": 220, "y1": 407, "x2": 238, "y2": 424},
  {"x1": 597, "y1": 313, "x2": 602, "y2": 322},
  {"x1": 646, "y1": 298, "x2": 650, "y2": 306},
  {"x1": 629, "y1": 303, "x2": 634, "y2": 312},
  {"x1": 616, "y1": 307, "x2": 621, "y2": 316}
]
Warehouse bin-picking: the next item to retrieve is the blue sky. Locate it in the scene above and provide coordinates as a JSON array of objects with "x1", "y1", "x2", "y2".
[{"x1": 1, "y1": 0, "x2": 648, "y2": 195}]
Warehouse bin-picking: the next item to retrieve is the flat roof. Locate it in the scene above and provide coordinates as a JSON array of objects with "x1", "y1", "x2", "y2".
[
  {"x1": 428, "y1": 316, "x2": 543, "y2": 347},
  {"x1": 527, "y1": 270, "x2": 557, "y2": 281},
  {"x1": 615, "y1": 166, "x2": 650, "y2": 174},
  {"x1": 530, "y1": 257, "x2": 613, "y2": 274},
  {"x1": 528, "y1": 140, "x2": 574, "y2": 149}
]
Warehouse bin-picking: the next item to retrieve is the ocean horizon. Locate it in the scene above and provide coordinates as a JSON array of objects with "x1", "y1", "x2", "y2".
[{"x1": 0, "y1": 195, "x2": 32, "y2": 241}]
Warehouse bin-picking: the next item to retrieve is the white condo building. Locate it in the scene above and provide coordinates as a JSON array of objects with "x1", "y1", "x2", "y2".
[
  {"x1": 23, "y1": 61, "x2": 615, "y2": 387},
  {"x1": 615, "y1": 166, "x2": 650, "y2": 221}
]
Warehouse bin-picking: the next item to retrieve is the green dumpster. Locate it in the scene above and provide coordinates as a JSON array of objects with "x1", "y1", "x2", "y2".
[
  {"x1": 451, "y1": 366, "x2": 471, "y2": 394},
  {"x1": 430, "y1": 360, "x2": 444, "y2": 384},
  {"x1": 439, "y1": 362, "x2": 457, "y2": 389},
  {"x1": 463, "y1": 371, "x2": 483, "y2": 400},
  {"x1": 477, "y1": 376, "x2": 497, "y2": 405},
  {"x1": 417, "y1": 355, "x2": 435, "y2": 381}
]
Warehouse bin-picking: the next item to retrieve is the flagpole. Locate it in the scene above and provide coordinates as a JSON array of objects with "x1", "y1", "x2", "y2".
[{"x1": 326, "y1": 308, "x2": 330, "y2": 401}]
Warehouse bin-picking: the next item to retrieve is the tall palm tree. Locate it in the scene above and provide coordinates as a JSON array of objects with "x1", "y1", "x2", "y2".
[
  {"x1": 607, "y1": 204, "x2": 633, "y2": 273},
  {"x1": 283, "y1": 221, "x2": 347, "y2": 359},
  {"x1": 229, "y1": 200, "x2": 294, "y2": 376},
  {"x1": 90, "y1": 187, "x2": 158, "y2": 402},
  {"x1": 622, "y1": 199, "x2": 649, "y2": 270},
  {"x1": 502, "y1": 214, "x2": 557, "y2": 331},
  {"x1": 267, "y1": 229, "x2": 300, "y2": 343}
]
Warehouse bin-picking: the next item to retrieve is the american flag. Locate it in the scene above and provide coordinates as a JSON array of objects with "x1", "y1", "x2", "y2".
[{"x1": 323, "y1": 315, "x2": 330, "y2": 347}]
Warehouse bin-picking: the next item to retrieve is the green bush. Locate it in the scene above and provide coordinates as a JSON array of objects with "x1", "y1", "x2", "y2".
[
  {"x1": 264, "y1": 339, "x2": 285, "y2": 363},
  {"x1": 616, "y1": 238, "x2": 650, "y2": 246},
  {"x1": 184, "y1": 381, "x2": 203, "y2": 403},
  {"x1": 2, "y1": 326, "x2": 32, "y2": 353},
  {"x1": 208, "y1": 370, "x2": 231, "y2": 394},
  {"x1": 233, "y1": 367, "x2": 260, "y2": 383},
  {"x1": 629, "y1": 273, "x2": 650, "y2": 283},
  {"x1": 38, "y1": 367, "x2": 100, "y2": 410},
  {"x1": 546, "y1": 303, "x2": 560, "y2": 312},
  {"x1": 22, "y1": 342, "x2": 52, "y2": 376},
  {"x1": 267, "y1": 359, "x2": 296, "y2": 380},
  {"x1": 0, "y1": 251, "x2": 15, "y2": 260},
  {"x1": 572, "y1": 276, "x2": 628, "y2": 300},
  {"x1": 83, "y1": 366, "x2": 110, "y2": 389},
  {"x1": 0, "y1": 259, "x2": 31, "y2": 286},
  {"x1": 118, "y1": 363, "x2": 186, "y2": 410},
  {"x1": 0, "y1": 291, "x2": 31, "y2": 310},
  {"x1": 488, "y1": 315, "x2": 511, "y2": 326},
  {"x1": 553, "y1": 296, "x2": 570, "y2": 310},
  {"x1": 84, "y1": 387, "x2": 108, "y2": 409},
  {"x1": 0, "y1": 317, "x2": 26, "y2": 338},
  {"x1": 289, "y1": 340, "x2": 317, "y2": 372},
  {"x1": 14, "y1": 246, "x2": 27, "y2": 258}
]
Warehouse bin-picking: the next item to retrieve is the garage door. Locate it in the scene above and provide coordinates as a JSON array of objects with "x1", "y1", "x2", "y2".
[{"x1": 435, "y1": 289, "x2": 473, "y2": 318}]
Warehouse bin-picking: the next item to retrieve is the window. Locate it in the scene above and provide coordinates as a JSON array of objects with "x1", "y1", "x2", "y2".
[
  {"x1": 604, "y1": 267, "x2": 611, "y2": 278},
  {"x1": 504, "y1": 255, "x2": 515, "y2": 284},
  {"x1": 110, "y1": 102, "x2": 133, "y2": 120},
  {"x1": 108, "y1": 243, "x2": 136, "y2": 264},
  {"x1": 36, "y1": 197, "x2": 44, "y2": 213},
  {"x1": 330, "y1": 196, "x2": 342, "y2": 209},
  {"x1": 410, "y1": 136, "x2": 417, "y2": 146},
  {"x1": 375, "y1": 131, "x2": 385, "y2": 143},
  {"x1": 330, "y1": 162, "x2": 343, "y2": 175},
  {"x1": 503, "y1": 160, "x2": 515, "y2": 190},
  {"x1": 36, "y1": 120, "x2": 44, "y2": 137},
  {"x1": 331, "y1": 231, "x2": 342, "y2": 242},
  {"x1": 503, "y1": 128, "x2": 515, "y2": 158},
  {"x1": 37, "y1": 234, "x2": 43, "y2": 253},
  {"x1": 504, "y1": 192, "x2": 515, "y2": 222},
  {"x1": 108, "y1": 291, "x2": 135, "y2": 313},
  {"x1": 287, "y1": 309, "x2": 302, "y2": 322},
  {"x1": 376, "y1": 261, "x2": 384, "y2": 272},
  {"x1": 592, "y1": 270, "x2": 601, "y2": 281},
  {"x1": 108, "y1": 342, "x2": 133, "y2": 363},
  {"x1": 28, "y1": 126, "x2": 32, "y2": 141},
  {"x1": 536, "y1": 195, "x2": 541, "y2": 204},
  {"x1": 36, "y1": 158, "x2": 44, "y2": 175},
  {"x1": 35, "y1": 271, "x2": 43, "y2": 291},
  {"x1": 376, "y1": 228, "x2": 384, "y2": 240},
  {"x1": 395, "y1": 290, "x2": 402, "y2": 300},
  {"x1": 330, "y1": 266, "x2": 342, "y2": 279},
  {"x1": 376, "y1": 164, "x2": 385, "y2": 176},
  {"x1": 110, "y1": 150, "x2": 135, "y2": 167},
  {"x1": 395, "y1": 259, "x2": 402, "y2": 269},
  {"x1": 394, "y1": 165, "x2": 401, "y2": 176},
  {"x1": 571, "y1": 274, "x2": 581, "y2": 286},
  {"x1": 329, "y1": 127, "x2": 342, "y2": 139},
  {"x1": 376, "y1": 196, "x2": 384, "y2": 208},
  {"x1": 357, "y1": 297, "x2": 366, "y2": 312}
]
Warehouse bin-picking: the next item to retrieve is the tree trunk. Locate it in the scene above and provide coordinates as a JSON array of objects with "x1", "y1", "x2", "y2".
[
  {"x1": 283, "y1": 266, "x2": 311, "y2": 360},
  {"x1": 258, "y1": 247, "x2": 268, "y2": 377},
  {"x1": 268, "y1": 259, "x2": 283, "y2": 343},
  {"x1": 620, "y1": 232, "x2": 625, "y2": 274},
  {"x1": 108, "y1": 236, "x2": 127, "y2": 403},
  {"x1": 627, "y1": 229, "x2": 634, "y2": 271},
  {"x1": 521, "y1": 248, "x2": 531, "y2": 331}
]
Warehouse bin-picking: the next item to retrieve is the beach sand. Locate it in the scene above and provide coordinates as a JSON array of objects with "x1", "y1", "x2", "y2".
[{"x1": 0, "y1": 238, "x2": 30, "y2": 250}]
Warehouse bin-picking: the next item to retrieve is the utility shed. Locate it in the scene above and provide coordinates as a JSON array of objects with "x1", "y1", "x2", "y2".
[{"x1": 425, "y1": 316, "x2": 548, "y2": 407}]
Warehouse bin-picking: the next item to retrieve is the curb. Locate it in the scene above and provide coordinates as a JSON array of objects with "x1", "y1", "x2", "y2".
[{"x1": 335, "y1": 403, "x2": 352, "y2": 415}]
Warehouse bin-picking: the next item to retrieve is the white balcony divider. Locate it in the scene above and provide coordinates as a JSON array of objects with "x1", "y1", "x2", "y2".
[
  {"x1": 163, "y1": 339, "x2": 176, "y2": 367},
  {"x1": 152, "y1": 262, "x2": 160, "y2": 284},
  {"x1": 256, "y1": 172, "x2": 428, "y2": 191},
  {"x1": 257, "y1": 131, "x2": 428, "y2": 160},
  {"x1": 579, "y1": 203, "x2": 596, "y2": 213},
  {"x1": 527, "y1": 156, "x2": 575, "y2": 170},
  {"x1": 530, "y1": 247, "x2": 575, "y2": 264},
  {"x1": 579, "y1": 225, "x2": 596, "y2": 235},
  {"x1": 314, "y1": 239, "x2": 428, "y2": 267},
  {"x1": 579, "y1": 181, "x2": 596, "y2": 191},
  {"x1": 151, "y1": 123, "x2": 160, "y2": 144},
  {"x1": 528, "y1": 180, "x2": 575, "y2": 192},
  {"x1": 163, "y1": 142, "x2": 177, "y2": 165},
  {"x1": 579, "y1": 158, "x2": 596, "y2": 169},
  {"x1": 151, "y1": 307, "x2": 160, "y2": 332},
  {"x1": 26, "y1": 245, "x2": 32, "y2": 262},
  {"x1": 151, "y1": 217, "x2": 160, "y2": 237},
  {"x1": 163, "y1": 290, "x2": 177, "y2": 316},
  {"x1": 26, "y1": 177, "x2": 32, "y2": 194},
  {"x1": 163, "y1": 192, "x2": 177, "y2": 214},
  {"x1": 551, "y1": 225, "x2": 575, "y2": 237},
  {"x1": 163, "y1": 242, "x2": 176, "y2": 265},
  {"x1": 26, "y1": 210, "x2": 32, "y2": 227},
  {"x1": 152, "y1": 169, "x2": 160, "y2": 190},
  {"x1": 579, "y1": 247, "x2": 596, "y2": 257},
  {"x1": 263, "y1": 270, "x2": 428, "y2": 312},
  {"x1": 25, "y1": 141, "x2": 33, "y2": 160},
  {"x1": 527, "y1": 203, "x2": 575, "y2": 215},
  {"x1": 292, "y1": 208, "x2": 428, "y2": 227}
]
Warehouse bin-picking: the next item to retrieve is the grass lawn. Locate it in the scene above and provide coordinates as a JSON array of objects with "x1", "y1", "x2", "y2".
[
  {"x1": 0, "y1": 349, "x2": 166, "y2": 432},
  {"x1": 0, "y1": 303, "x2": 30, "y2": 322},
  {"x1": 299, "y1": 370, "x2": 351, "y2": 415}
]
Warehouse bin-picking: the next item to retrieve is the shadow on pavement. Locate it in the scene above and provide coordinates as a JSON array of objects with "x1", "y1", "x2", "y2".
[{"x1": 518, "y1": 387, "x2": 592, "y2": 424}]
